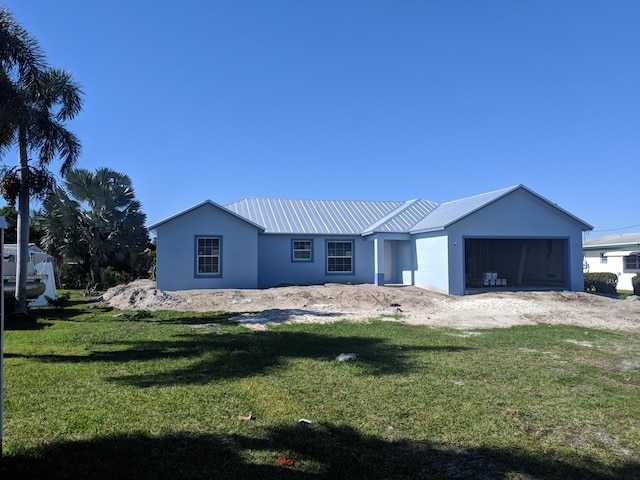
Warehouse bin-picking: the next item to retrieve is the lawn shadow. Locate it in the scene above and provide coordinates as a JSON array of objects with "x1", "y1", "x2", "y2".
[
  {"x1": 7, "y1": 328, "x2": 472, "y2": 386},
  {"x1": 3, "y1": 316, "x2": 52, "y2": 330},
  {"x1": 3, "y1": 423, "x2": 637, "y2": 480}
]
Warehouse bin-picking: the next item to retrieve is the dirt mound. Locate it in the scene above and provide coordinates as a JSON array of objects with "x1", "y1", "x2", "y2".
[{"x1": 100, "y1": 280, "x2": 640, "y2": 332}]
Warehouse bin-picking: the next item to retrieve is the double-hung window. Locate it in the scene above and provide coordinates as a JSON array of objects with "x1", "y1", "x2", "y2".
[
  {"x1": 292, "y1": 240, "x2": 313, "y2": 262},
  {"x1": 327, "y1": 241, "x2": 353, "y2": 273},
  {"x1": 625, "y1": 254, "x2": 640, "y2": 270},
  {"x1": 196, "y1": 237, "x2": 221, "y2": 275}
]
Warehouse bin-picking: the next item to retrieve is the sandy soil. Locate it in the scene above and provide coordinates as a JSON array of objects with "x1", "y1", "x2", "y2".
[{"x1": 99, "y1": 280, "x2": 640, "y2": 332}]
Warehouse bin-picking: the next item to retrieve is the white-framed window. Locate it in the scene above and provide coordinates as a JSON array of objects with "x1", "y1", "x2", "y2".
[
  {"x1": 327, "y1": 240, "x2": 353, "y2": 273},
  {"x1": 196, "y1": 237, "x2": 221, "y2": 275},
  {"x1": 292, "y1": 239, "x2": 313, "y2": 262},
  {"x1": 600, "y1": 253, "x2": 608, "y2": 264},
  {"x1": 625, "y1": 254, "x2": 640, "y2": 270}
]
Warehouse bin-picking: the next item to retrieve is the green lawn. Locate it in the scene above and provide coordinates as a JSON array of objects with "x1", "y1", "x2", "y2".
[{"x1": 2, "y1": 295, "x2": 639, "y2": 479}]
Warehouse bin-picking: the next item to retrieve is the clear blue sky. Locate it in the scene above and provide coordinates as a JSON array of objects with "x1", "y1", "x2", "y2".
[{"x1": 3, "y1": 0, "x2": 639, "y2": 237}]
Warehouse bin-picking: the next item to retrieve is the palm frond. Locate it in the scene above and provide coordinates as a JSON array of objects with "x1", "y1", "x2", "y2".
[
  {"x1": 0, "y1": 7, "x2": 47, "y2": 83},
  {"x1": 35, "y1": 121, "x2": 81, "y2": 172}
]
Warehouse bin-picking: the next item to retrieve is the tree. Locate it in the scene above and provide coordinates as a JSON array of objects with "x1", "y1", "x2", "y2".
[
  {"x1": 0, "y1": 7, "x2": 83, "y2": 315},
  {"x1": 0, "y1": 205, "x2": 17, "y2": 243},
  {"x1": 0, "y1": 7, "x2": 45, "y2": 144},
  {"x1": 40, "y1": 167, "x2": 150, "y2": 288},
  {"x1": 0, "y1": 205, "x2": 44, "y2": 244}
]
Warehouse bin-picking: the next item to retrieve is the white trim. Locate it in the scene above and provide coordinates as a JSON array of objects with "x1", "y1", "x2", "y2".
[{"x1": 603, "y1": 250, "x2": 640, "y2": 257}]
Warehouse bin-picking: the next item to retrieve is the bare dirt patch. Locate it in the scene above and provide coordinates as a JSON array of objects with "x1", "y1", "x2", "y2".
[{"x1": 100, "y1": 280, "x2": 640, "y2": 332}]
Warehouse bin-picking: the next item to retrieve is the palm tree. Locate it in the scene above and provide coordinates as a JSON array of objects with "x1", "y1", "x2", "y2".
[
  {"x1": 41, "y1": 168, "x2": 149, "y2": 288},
  {"x1": 0, "y1": 7, "x2": 45, "y2": 144},
  {"x1": 0, "y1": 7, "x2": 83, "y2": 315}
]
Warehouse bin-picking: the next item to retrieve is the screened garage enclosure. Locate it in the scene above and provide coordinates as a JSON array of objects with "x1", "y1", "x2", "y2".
[{"x1": 465, "y1": 238, "x2": 567, "y2": 290}]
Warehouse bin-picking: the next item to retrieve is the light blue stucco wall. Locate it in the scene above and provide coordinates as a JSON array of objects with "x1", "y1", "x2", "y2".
[
  {"x1": 444, "y1": 189, "x2": 586, "y2": 295},
  {"x1": 257, "y1": 234, "x2": 375, "y2": 287},
  {"x1": 155, "y1": 203, "x2": 259, "y2": 290}
]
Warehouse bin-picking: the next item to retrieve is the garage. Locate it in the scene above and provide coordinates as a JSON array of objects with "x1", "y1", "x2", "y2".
[{"x1": 464, "y1": 238, "x2": 567, "y2": 290}]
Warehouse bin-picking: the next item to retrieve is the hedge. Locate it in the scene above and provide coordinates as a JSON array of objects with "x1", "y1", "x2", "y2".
[
  {"x1": 584, "y1": 272, "x2": 618, "y2": 295},
  {"x1": 632, "y1": 272, "x2": 640, "y2": 296}
]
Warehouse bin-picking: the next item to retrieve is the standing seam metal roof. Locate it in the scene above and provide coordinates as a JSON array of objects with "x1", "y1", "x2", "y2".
[
  {"x1": 225, "y1": 198, "x2": 406, "y2": 234},
  {"x1": 362, "y1": 198, "x2": 440, "y2": 234},
  {"x1": 150, "y1": 185, "x2": 592, "y2": 235},
  {"x1": 410, "y1": 186, "x2": 517, "y2": 232}
]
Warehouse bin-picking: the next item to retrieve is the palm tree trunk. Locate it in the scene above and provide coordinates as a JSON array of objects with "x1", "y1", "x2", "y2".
[
  {"x1": 14, "y1": 129, "x2": 30, "y2": 316},
  {"x1": 89, "y1": 256, "x2": 101, "y2": 289}
]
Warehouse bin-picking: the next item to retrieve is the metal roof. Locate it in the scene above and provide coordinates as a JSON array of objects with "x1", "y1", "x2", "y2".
[
  {"x1": 410, "y1": 186, "x2": 518, "y2": 233},
  {"x1": 150, "y1": 185, "x2": 592, "y2": 236},
  {"x1": 225, "y1": 198, "x2": 406, "y2": 234},
  {"x1": 362, "y1": 198, "x2": 440, "y2": 234},
  {"x1": 410, "y1": 185, "x2": 593, "y2": 233}
]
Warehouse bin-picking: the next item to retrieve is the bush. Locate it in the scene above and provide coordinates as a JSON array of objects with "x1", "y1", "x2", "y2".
[
  {"x1": 632, "y1": 272, "x2": 640, "y2": 296},
  {"x1": 584, "y1": 272, "x2": 618, "y2": 295},
  {"x1": 58, "y1": 262, "x2": 89, "y2": 290},
  {"x1": 46, "y1": 293, "x2": 71, "y2": 310},
  {"x1": 100, "y1": 266, "x2": 131, "y2": 289}
]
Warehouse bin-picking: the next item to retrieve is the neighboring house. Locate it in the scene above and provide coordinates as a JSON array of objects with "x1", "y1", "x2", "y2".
[
  {"x1": 583, "y1": 233, "x2": 640, "y2": 291},
  {"x1": 149, "y1": 185, "x2": 592, "y2": 295}
]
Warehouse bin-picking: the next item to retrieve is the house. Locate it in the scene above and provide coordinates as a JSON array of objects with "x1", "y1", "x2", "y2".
[
  {"x1": 583, "y1": 233, "x2": 640, "y2": 291},
  {"x1": 149, "y1": 185, "x2": 592, "y2": 295}
]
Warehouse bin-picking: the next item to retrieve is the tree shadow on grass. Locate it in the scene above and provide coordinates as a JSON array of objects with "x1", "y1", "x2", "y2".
[
  {"x1": 3, "y1": 316, "x2": 52, "y2": 330},
  {"x1": 109, "y1": 310, "x2": 240, "y2": 325},
  {"x1": 3, "y1": 423, "x2": 637, "y2": 480},
  {"x1": 7, "y1": 328, "x2": 472, "y2": 385}
]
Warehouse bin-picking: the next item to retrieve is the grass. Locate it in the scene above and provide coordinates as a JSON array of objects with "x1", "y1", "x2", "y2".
[
  {"x1": 617, "y1": 290, "x2": 634, "y2": 300},
  {"x1": 2, "y1": 294, "x2": 639, "y2": 479}
]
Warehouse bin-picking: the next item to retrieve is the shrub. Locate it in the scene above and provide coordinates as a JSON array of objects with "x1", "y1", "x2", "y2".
[
  {"x1": 58, "y1": 262, "x2": 89, "y2": 290},
  {"x1": 632, "y1": 272, "x2": 640, "y2": 296},
  {"x1": 100, "y1": 266, "x2": 131, "y2": 289},
  {"x1": 584, "y1": 272, "x2": 618, "y2": 295},
  {"x1": 46, "y1": 293, "x2": 71, "y2": 310}
]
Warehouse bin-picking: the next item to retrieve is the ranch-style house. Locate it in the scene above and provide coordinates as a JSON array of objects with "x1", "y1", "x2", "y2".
[{"x1": 149, "y1": 185, "x2": 592, "y2": 295}]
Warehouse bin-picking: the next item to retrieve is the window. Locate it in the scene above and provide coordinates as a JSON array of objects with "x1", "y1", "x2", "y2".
[
  {"x1": 327, "y1": 241, "x2": 353, "y2": 273},
  {"x1": 292, "y1": 240, "x2": 313, "y2": 262},
  {"x1": 196, "y1": 237, "x2": 220, "y2": 275},
  {"x1": 600, "y1": 253, "x2": 608, "y2": 264},
  {"x1": 625, "y1": 254, "x2": 640, "y2": 270}
]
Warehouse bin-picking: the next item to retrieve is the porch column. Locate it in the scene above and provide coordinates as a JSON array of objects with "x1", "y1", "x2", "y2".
[{"x1": 374, "y1": 236, "x2": 385, "y2": 286}]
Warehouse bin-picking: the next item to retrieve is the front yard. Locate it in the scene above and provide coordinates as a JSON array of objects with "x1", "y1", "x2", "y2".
[{"x1": 2, "y1": 297, "x2": 639, "y2": 479}]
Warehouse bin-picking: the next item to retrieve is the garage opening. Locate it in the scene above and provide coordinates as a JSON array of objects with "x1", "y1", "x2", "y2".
[{"x1": 465, "y1": 238, "x2": 567, "y2": 290}]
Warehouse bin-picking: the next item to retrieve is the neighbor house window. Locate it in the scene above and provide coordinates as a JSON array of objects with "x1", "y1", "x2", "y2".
[
  {"x1": 196, "y1": 237, "x2": 221, "y2": 275},
  {"x1": 292, "y1": 239, "x2": 313, "y2": 262},
  {"x1": 327, "y1": 241, "x2": 353, "y2": 273},
  {"x1": 625, "y1": 254, "x2": 640, "y2": 270},
  {"x1": 600, "y1": 253, "x2": 608, "y2": 264}
]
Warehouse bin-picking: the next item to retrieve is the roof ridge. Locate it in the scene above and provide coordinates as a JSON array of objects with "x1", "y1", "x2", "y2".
[
  {"x1": 363, "y1": 198, "x2": 440, "y2": 233},
  {"x1": 439, "y1": 185, "x2": 520, "y2": 205},
  {"x1": 363, "y1": 199, "x2": 422, "y2": 232},
  {"x1": 226, "y1": 197, "x2": 407, "y2": 204}
]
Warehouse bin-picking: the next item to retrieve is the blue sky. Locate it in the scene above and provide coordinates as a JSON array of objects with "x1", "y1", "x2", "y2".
[{"x1": 3, "y1": 1, "x2": 639, "y2": 236}]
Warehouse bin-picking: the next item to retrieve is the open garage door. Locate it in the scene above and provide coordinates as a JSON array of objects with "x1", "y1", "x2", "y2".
[{"x1": 465, "y1": 238, "x2": 567, "y2": 290}]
